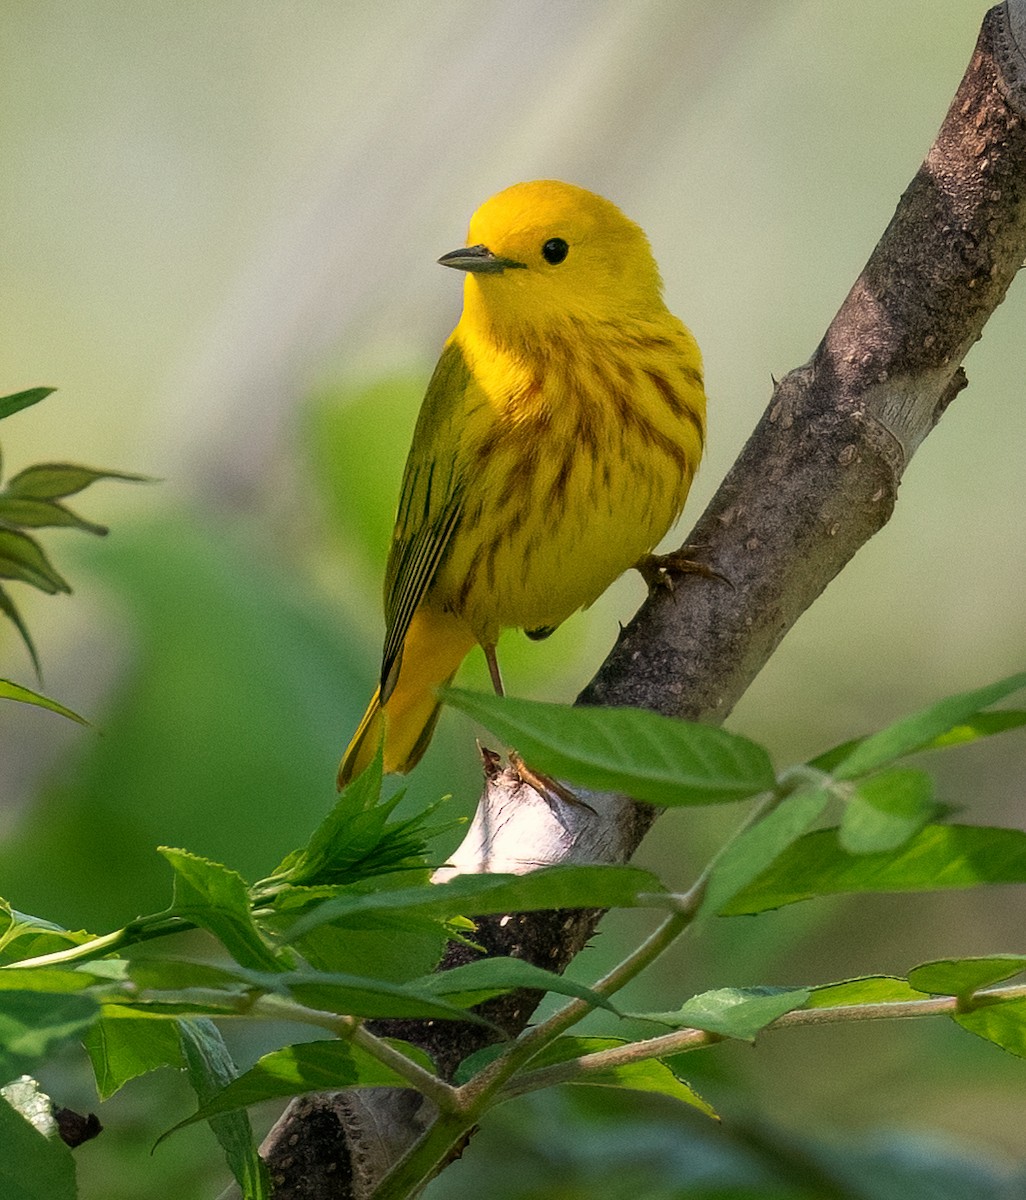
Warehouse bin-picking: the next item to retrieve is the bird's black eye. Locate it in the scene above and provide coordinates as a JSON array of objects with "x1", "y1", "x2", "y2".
[{"x1": 541, "y1": 237, "x2": 569, "y2": 265}]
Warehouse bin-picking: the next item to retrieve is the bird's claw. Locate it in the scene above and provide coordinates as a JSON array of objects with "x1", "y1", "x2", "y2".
[
  {"x1": 509, "y1": 752, "x2": 597, "y2": 815},
  {"x1": 635, "y1": 546, "x2": 733, "y2": 593}
]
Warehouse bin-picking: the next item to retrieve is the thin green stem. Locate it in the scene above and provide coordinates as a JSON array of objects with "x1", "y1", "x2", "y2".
[
  {"x1": 3, "y1": 914, "x2": 189, "y2": 970},
  {"x1": 500, "y1": 983, "x2": 1026, "y2": 1100},
  {"x1": 369, "y1": 1110, "x2": 477, "y2": 1200},
  {"x1": 250, "y1": 994, "x2": 460, "y2": 1114}
]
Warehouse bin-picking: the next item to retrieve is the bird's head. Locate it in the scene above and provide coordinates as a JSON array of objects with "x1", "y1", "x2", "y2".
[{"x1": 440, "y1": 180, "x2": 666, "y2": 347}]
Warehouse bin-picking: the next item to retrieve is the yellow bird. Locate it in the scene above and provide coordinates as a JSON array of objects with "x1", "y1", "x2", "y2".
[{"x1": 338, "y1": 180, "x2": 706, "y2": 788}]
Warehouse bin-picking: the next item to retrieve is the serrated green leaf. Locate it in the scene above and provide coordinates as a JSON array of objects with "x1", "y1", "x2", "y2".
[
  {"x1": 265, "y1": 752, "x2": 385, "y2": 888},
  {"x1": 260, "y1": 753, "x2": 442, "y2": 897},
  {"x1": 0, "y1": 991, "x2": 99, "y2": 1082},
  {"x1": 839, "y1": 767, "x2": 937, "y2": 854},
  {"x1": 3, "y1": 463, "x2": 148, "y2": 501},
  {"x1": 0, "y1": 1090, "x2": 76, "y2": 1200},
  {"x1": 0, "y1": 529, "x2": 70, "y2": 594},
  {"x1": 179, "y1": 1019, "x2": 271, "y2": 1200},
  {"x1": 909, "y1": 956, "x2": 1026, "y2": 998},
  {"x1": 509, "y1": 1036, "x2": 717, "y2": 1118},
  {"x1": 700, "y1": 786, "x2": 831, "y2": 918},
  {"x1": 802, "y1": 975, "x2": 930, "y2": 1008},
  {"x1": 411, "y1": 956, "x2": 619, "y2": 1013},
  {"x1": 0, "y1": 388, "x2": 56, "y2": 422},
  {"x1": 160, "y1": 1037, "x2": 433, "y2": 1143},
  {"x1": 954, "y1": 997, "x2": 1026, "y2": 1058},
  {"x1": 84, "y1": 1012, "x2": 185, "y2": 1100},
  {"x1": 285, "y1": 864, "x2": 666, "y2": 941},
  {"x1": 830, "y1": 672, "x2": 1026, "y2": 780},
  {"x1": 0, "y1": 680, "x2": 88, "y2": 725},
  {"x1": 443, "y1": 690, "x2": 776, "y2": 805},
  {"x1": 0, "y1": 497, "x2": 108, "y2": 536},
  {"x1": 634, "y1": 986, "x2": 810, "y2": 1041},
  {"x1": 159, "y1": 847, "x2": 286, "y2": 973},
  {"x1": 723, "y1": 824, "x2": 1026, "y2": 915}
]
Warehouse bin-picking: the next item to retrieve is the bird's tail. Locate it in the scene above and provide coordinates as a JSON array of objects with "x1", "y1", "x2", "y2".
[{"x1": 337, "y1": 607, "x2": 476, "y2": 788}]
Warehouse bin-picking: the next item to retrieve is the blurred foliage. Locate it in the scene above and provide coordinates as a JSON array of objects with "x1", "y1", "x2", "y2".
[
  {"x1": 431, "y1": 1087, "x2": 1026, "y2": 1200},
  {"x1": 0, "y1": 511, "x2": 372, "y2": 929}
]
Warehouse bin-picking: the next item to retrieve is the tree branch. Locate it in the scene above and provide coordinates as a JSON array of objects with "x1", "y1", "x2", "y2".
[{"x1": 249, "y1": 6, "x2": 1026, "y2": 1197}]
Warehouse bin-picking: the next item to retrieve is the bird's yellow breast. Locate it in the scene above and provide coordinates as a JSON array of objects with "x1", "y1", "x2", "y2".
[{"x1": 430, "y1": 315, "x2": 705, "y2": 643}]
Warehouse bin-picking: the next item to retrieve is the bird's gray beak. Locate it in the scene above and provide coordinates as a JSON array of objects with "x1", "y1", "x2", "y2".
[{"x1": 438, "y1": 244, "x2": 525, "y2": 274}]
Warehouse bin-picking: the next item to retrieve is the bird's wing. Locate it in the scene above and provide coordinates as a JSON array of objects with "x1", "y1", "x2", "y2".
[{"x1": 380, "y1": 340, "x2": 472, "y2": 700}]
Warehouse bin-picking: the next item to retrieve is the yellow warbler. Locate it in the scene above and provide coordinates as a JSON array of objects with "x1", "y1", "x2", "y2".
[{"x1": 338, "y1": 180, "x2": 706, "y2": 787}]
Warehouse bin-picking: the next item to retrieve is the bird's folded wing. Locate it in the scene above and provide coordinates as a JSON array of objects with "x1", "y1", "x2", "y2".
[{"x1": 380, "y1": 341, "x2": 472, "y2": 700}]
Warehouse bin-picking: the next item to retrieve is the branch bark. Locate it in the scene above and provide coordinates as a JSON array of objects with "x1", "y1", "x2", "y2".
[{"x1": 247, "y1": 6, "x2": 1026, "y2": 1197}]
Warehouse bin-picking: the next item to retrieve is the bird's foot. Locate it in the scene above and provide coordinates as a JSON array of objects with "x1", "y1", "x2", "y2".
[
  {"x1": 509, "y1": 752, "x2": 596, "y2": 816},
  {"x1": 635, "y1": 546, "x2": 733, "y2": 593}
]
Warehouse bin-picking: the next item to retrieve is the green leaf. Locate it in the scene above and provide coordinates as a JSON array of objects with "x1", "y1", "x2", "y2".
[
  {"x1": 0, "y1": 991, "x2": 99, "y2": 1082},
  {"x1": 106, "y1": 993, "x2": 249, "y2": 1019},
  {"x1": 160, "y1": 848, "x2": 286, "y2": 973},
  {"x1": 0, "y1": 388, "x2": 55, "y2": 422},
  {"x1": 262, "y1": 969, "x2": 499, "y2": 1025},
  {"x1": 954, "y1": 997, "x2": 1026, "y2": 1058},
  {"x1": 0, "y1": 902, "x2": 94, "y2": 967},
  {"x1": 0, "y1": 586, "x2": 40, "y2": 675},
  {"x1": 443, "y1": 690, "x2": 776, "y2": 805},
  {"x1": 0, "y1": 680, "x2": 88, "y2": 725},
  {"x1": 723, "y1": 824, "x2": 1026, "y2": 915},
  {"x1": 0, "y1": 1090, "x2": 76, "y2": 1200},
  {"x1": 3, "y1": 463, "x2": 148, "y2": 501},
  {"x1": 137, "y1": 959, "x2": 495, "y2": 1025},
  {"x1": 179, "y1": 1019, "x2": 272, "y2": 1200},
  {"x1": 699, "y1": 786, "x2": 831, "y2": 918},
  {"x1": 84, "y1": 1011, "x2": 185, "y2": 1101},
  {"x1": 0, "y1": 965, "x2": 104, "y2": 994},
  {"x1": 265, "y1": 751, "x2": 383, "y2": 887},
  {"x1": 633, "y1": 986, "x2": 810, "y2": 1041},
  {"x1": 285, "y1": 864, "x2": 666, "y2": 941},
  {"x1": 0, "y1": 529, "x2": 70, "y2": 594},
  {"x1": 839, "y1": 767, "x2": 937, "y2": 854},
  {"x1": 411, "y1": 957, "x2": 619, "y2": 1013},
  {"x1": 124, "y1": 957, "x2": 253, "y2": 994},
  {"x1": 803, "y1": 975, "x2": 930, "y2": 1008},
  {"x1": 261, "y1": 751, "x2": 443, "y2": 894},
  {"x1": 829, "y1": 672, "x2": 1026, "y2": 780},
  {"x1": 0, "y1": 496, "x2": 108, "y2": 536},
  {"x1": 287, "y1": 912, "x2": 447, "y2": 984},
  {"x1": 161, "y1": 1037, "x2": 433, "y2": 1140},
  {"x1": 909, "y1": 956, "x2": 1026, "y2": 998},
  {"x1": 811, "y1": 711, "x2": 1026, "y2": 773},
  {"x1": 512, "y1": 1036, "x2": 717, "y2": 1118}
]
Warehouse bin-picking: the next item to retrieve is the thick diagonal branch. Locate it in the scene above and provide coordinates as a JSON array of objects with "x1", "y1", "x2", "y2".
[{"x1": 249, "y1": 6, "x2": 1026, "y2": 1198}]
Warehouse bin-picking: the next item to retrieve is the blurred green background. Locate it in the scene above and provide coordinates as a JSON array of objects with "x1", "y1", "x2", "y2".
[{"x1": 1, "y1": 2, "x2": 1024, "y2": 1197}]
